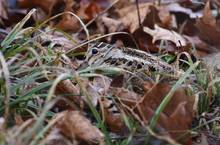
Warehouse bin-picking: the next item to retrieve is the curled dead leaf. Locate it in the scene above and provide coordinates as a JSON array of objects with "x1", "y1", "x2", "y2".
[
  {"x1": 56, "y1": 111, "x2": 104, "y2": 144},
  {"x1": 144, "y1": 24, "x2": 187, "y2": 47},
  {"x1": 195, "y1": 1, "x2": 220, "y2": 48}
]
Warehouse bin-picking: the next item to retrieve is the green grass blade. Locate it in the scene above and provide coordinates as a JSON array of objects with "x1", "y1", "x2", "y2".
[
  {"x1": 1, "y1": 9, "x2": 36, "y2": 48},
  {"x1": 0, "y1": 51, "x2": 11, "y2": 128}
]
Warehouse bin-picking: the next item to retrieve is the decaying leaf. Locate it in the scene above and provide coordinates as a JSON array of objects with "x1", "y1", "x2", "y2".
[
  {"x1": 100, "y1": 97, "x2": 126, "y2": 133},
  {"x1": 111, "y1": 87, "x2": 142, "y2": 107},
  {"x1": 55, "y1": 111, "x2": 104, "y2": 144},
  {"x1": 118, "y1": 3, "x2": 152, "y2": 33},
  {"x1": 17, "y1": 0, "x2": 60, "y2": 14},
  {"x1": 140, "y1": 82, "x2": 195, "y2": 144},
  {"x1": 56, "y1": 79, "x2": 82, "y2": 109},
  {"x1": 99, "y1": 16, "x2": 123, "y2": 33},
  {"x1": 144, "y1": 24, "x2": 187, "y2": 47},
  {"x1": 55, "y1": 0, "x2": 80, "y2": 32},
  {"x1": 118, "y1": 3, "x2": 174, "y2": 33},
  {"x1": 195, "y1": 1, "x2": 220, "y2": 48},
  {"x1": 107, "y1": 81, "x2": 195, "y2": 144}
]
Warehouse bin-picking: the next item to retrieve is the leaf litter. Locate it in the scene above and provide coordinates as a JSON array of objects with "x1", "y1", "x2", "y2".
[{"x1": 0, "y1": 0, "x2": 220, "y2": 145}]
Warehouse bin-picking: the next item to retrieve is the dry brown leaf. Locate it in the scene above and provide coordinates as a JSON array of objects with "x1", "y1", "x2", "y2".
[
  {"x1": 195, "y1": 1, "x2": 220, "y2": 48},
  {"x1": 55, "y1": 0, "x2": 80, "y2": 32},
  {"x1": 14, "y1": 113, "x2": 24, "y2": 126},
  {"x1": 144, "y1": 24, "x2": 187, "y2": 47},
  {"x1": 56, "y1": 111, "x2": 104, "y2": 144},
  {"x1": 84, "y1": 1, "x2": 102, "y2": 21},
  {"x1": 184, "y1": 35, "x2": 214, "y2": 54},
  {"x1": 18, "y1": 0, "x2": 60, "y2": 14},
  {"x1": 100, "y1": 17, "x2": 123, "y2": 33},
  {"x1": 101, "y1": 87, "x2": 142, "y2": 133},
  {"x1": 111, "y1": 87, "x2": 142, "y2": 106},
  {"x1": 56, "y1": 79, "x2": 82, "y2": 109},
  {"x1": 139, "y1": 82, "x2": 195, "y2": 144},
  {"x1": 76, "y1": 0, "x2": 110, "y2": 22},
  {"x1": 118, "y1": 3, "x2": 152, "y2": 33},
  {"x1": 116, "y1": 3, "x2": 172, "y2": 33},
  {"x1": 100, "y1": 97, "x2": 125, "y2": 133},
  {"x1": 45, "y1": 129, "x2": 75, "y2": 145},
  {"x1": 77, "y1": 1, "x2": 102, "y2": 21}
]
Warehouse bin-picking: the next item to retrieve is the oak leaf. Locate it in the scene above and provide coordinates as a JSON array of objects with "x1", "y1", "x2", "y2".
[
  {"x1": 56, "y1": 111, "x2": 104, "y2": 144},
  {"x1": 144, "y1": 24, "x2": 187, "y2": 47},
  {"x1": 140, "y1": 82, "x2": 195, "y2": 144},
  {"x1": 17, "y1": 0, "x2": 60, "y2": 14},
  {"x1": 195, "y1": 1, "x2": 220, "y2": 48}
]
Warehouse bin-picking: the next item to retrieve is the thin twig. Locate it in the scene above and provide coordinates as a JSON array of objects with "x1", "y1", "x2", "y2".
[{"x1": 135, "y1": 0, "x2": 142, "y2": 28}]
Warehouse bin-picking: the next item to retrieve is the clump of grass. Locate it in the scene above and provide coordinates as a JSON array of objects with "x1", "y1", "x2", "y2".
[{"x1": 0, "y1": 8, "x2": 127, "y2": 145}]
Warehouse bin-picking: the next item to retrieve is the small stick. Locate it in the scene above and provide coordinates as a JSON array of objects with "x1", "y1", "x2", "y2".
[{"x1": 135, "y1": 0, "x2": 142, "y2": 28}]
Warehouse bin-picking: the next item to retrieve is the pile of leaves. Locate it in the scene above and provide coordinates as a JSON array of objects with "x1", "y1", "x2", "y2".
[{"x1": 0, "y1": 0, "x2": 220, "y2": 145}]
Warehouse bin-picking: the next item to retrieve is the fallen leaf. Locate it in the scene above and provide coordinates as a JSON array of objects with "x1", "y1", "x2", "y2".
[
  {"x1": 45, "y1": 128, "x2": 74, "y2": 145},
  {"x1": 56, "y1": 110, "x2": 104, "y2": 144},
  {"x1": 100, "y1": 16, "x2": 123, "y2": 33},
  {"x1": 77, "y1": 0, "x2": 110, "y2": 22},
  {"x1": 184, "y1": 35, "x2": 215, "y2": 54},
  {"x1": 195, "y1": 1, "x2": 220, "y2": 48},
  {"x1": 84, "y1": 1, "x2": 102, "y2": 21},
  {"x1": 117, "y1": 3, "x2": 173, "y2": 33},
  {"x1": 17, "y1": 0, "x2": 60, "y2": 14},
  {"x1": 111, "y1": 87, "x2": 142, "y2": 107},
  {"x1": 118, "y1": 3, "x2": 152, "y2": 33},
  {"x1": 144, "y1": 24, "x2": 187, "y2": 47},
  {"x1": 56, "y1": 79, "x2": 82, "y2": 109},
  {"x1": 100, "y1": 97, "x2": 125, "y2": 133},
  {"x1": 55, "y1": 0, "x2": 80, "y2": 32},
  {"x1": 14, "y1": 113, "x2": 24, "y2": 126},
  {"x1": 139, "y1": 82, "x2": 195, "y2": 144},
  {"x1": 102, "y1": 87, "x2": 142, "y2": 133}
]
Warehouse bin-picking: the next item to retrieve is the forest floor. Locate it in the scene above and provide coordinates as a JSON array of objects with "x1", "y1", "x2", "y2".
[{"x1": 0, "y1": 0, "x2": 220, "y2": 145}]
